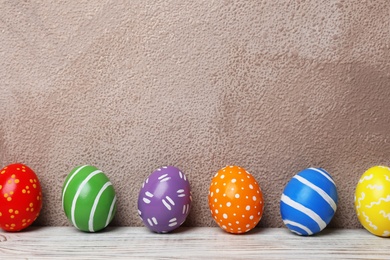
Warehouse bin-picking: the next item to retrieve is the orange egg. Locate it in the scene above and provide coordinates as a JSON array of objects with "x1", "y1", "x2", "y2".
[{"x1": 208, "y1": 165, "x2": 264, "y2": 234}]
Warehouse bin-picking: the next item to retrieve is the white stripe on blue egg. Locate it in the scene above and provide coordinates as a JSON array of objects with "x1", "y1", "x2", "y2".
[{"x1": 280, "y1": 168, "x2": 338, "y2": 236}]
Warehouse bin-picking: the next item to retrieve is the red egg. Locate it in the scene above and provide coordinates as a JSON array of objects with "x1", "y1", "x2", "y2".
[
  {"x1": 0, "y1": 163, "x2": 43, "y2": 231},
  {"x1": 208, "y1": 165, "x2": 264, "y2": 234}
]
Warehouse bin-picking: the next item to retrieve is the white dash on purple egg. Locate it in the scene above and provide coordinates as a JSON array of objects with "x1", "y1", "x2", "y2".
[
  {"x1": 165, "y1": 196, "x2": 175, "y2": 205},
  {"x1": 143, "y1": 198, "x2": 151, "y2": 204},
  {"x1": 162, "y1": 199, "x2": 172, "y2": 210},
  {"x1": 152, "y1": 217, "x2": 158, "y2": 225},
  {"x1": 145, "y1": 191, "x2": 154, "y2": 198},
  {"x1": 182, "y1": 204, "x2": 187, "y2": 214},
  {"x1": 169, "y1": 218, "x2": 177, "y2": 223},
  {"x1": 179, "y1": 171, "x2": 183, "y2": 179},
  {"x1": 159, "y1": 177, "x2": 171, "y2": 182},
  {"x1": 177, "y1": 188, "x2": 185, "y2": 197},
  {"x1": 147, "y1": 218, "x2": 153, "y2": 226},
  {"x1": 169, "y1": 222, "x2": 178, "y2": 227},
  {"x1": 158, "y1": 174, "x2": 168, "y2": 180}
]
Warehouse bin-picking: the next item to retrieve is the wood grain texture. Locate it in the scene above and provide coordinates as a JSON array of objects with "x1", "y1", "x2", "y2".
[{"x1": 0, "y1": 227, "x2": 388, "y2": 259}]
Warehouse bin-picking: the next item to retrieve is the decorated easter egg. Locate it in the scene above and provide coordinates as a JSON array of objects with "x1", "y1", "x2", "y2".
[
  {"x1": 280, "y1": 167, "x2": 338, "y2": 236},
  {"x1": 138, "y1": 166, "x2": 192, "y2": 233},
  {"x1": 355, "y1": 166, "x2": 390, "y2": 237},
  {"x1": 208, "y1": 165, "x2": 264, "y2": 234},
  {"x1": 62, "y1": 165, "x2": 117, "y2": 232},
  {"x1": 0, "y1": 163, "x2": 43, "y2": 231}
]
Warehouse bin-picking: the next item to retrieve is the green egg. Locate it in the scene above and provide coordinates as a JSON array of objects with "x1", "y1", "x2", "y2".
[{"x1": 62, "y1": 165, "x2": 117, "y2": 232}]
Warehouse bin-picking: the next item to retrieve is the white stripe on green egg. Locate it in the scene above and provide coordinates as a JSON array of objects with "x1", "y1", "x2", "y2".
[{"x1": 62, "y1": 165, "x2": 117, "y2": 232}]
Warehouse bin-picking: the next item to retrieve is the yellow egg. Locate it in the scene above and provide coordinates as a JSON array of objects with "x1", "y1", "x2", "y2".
[{"x1": 354, "y1": 166, "x2": 390, "y2": 237}]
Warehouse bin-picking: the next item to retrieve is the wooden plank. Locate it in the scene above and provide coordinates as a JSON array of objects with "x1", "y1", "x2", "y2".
[{"x1": 0, "y1": 227, "x2": 388, "y2": 259}]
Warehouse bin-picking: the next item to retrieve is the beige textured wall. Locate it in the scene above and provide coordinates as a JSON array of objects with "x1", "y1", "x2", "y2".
[{"x1": 1, "y1": 1, "x2": 390, "y2": 229}]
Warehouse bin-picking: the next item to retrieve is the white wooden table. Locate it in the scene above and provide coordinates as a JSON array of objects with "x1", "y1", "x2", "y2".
[{"x1": 0, "y1": 227, "x2": 388, "y2": 259}]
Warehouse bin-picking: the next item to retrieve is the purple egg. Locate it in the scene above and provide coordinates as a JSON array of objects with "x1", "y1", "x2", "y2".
[{"x1": 138, "y1": 166, "x2": 192, "y2": 233}]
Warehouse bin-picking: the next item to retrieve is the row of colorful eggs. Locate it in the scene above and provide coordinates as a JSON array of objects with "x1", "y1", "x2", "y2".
[{"x1": 0, "y1": 163, "x2": 389, "y2": 237}]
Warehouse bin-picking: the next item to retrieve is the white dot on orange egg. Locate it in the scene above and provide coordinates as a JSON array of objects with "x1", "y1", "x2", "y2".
[
  {"x1": 215, "y1": 209, "x2": 219, "y2": 214},
  {"x1": 250, "y1": 215, "x2": 254, "y2": 220},
  {"x1": 235, "y1": 194, "x2": 240, "y2": 198},
  {"x1": 249, "y1": 184, "x2": 253, "y2": 189},
  {"x1": 226, "y1": 202, "x2": 231, "y2": 207},
  {"x1": 252, "y1": 196, "x2": 257, "y2": 201},
  {"x1": 216, "y1": 188, "x2": 219, "y2": 193},
  {"x1": 231, "y1": 179, "x2": 236, "y2": 183},
  {"x1": 221, "y1": 175, "x2": 225, "y2": 179},
  {"x1": 246, "y1": 206, "x2": 250, "y2": 211},
  {"x1": 223, "y1": 213, "x2": 228, "y2": 219}
]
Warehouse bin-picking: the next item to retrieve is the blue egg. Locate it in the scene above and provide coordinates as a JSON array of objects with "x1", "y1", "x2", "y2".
[{"x1": 280, "y1": 167, "x2": 338, "y2": 236}]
